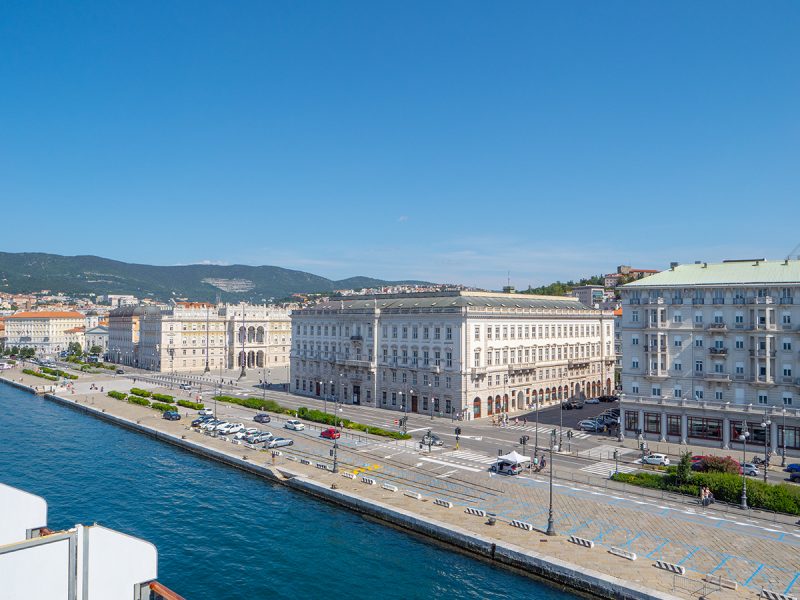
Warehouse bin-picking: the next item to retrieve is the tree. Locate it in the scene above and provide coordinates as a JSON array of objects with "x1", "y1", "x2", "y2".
[
  {"x1": 89, "y1": 345, "x2": 102, "y2": 355},
  {"x1": 67, "y1": 342, "x2": 83, "y2": 356},
  {"x1": 11, "y1": 346, "x2": 20, "y2": 356},
  {"x1": 675, "y1": 452, "x2": 692, "y2": 485},
  {"x1": 20, "y1": 347, "x2": 35, "y2": 359}
]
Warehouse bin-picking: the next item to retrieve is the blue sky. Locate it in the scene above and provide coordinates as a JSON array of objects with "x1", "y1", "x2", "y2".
[{"x1": 2, "y1": 2, "x2": 798, "y2": 288}]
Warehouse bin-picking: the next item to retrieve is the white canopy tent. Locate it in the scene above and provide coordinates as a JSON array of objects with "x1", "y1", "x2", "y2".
[{"x1": 496, "y1": 451, "x2": 530, "y2": 465}]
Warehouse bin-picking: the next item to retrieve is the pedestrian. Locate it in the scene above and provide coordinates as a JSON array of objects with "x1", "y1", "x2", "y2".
[
  {"x1": 522, "y1": 417, "x2": 527, "y2": 426},
  {"x1": 514, "y1": 417, "x2": 519, "y2": 426}
]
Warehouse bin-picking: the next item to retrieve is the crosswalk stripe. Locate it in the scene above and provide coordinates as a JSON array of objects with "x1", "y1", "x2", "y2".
[
  {"x1": 443, "y1": 450, "x2": 496, "y2": 464},
  {"x1": 580, "y1": 461, "x2": 636, "y2": 476}
]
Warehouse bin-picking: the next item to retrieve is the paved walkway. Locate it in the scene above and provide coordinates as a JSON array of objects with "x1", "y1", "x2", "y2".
[{"x1": 4, "y1": 365, "x2": 800, "y2": 599}]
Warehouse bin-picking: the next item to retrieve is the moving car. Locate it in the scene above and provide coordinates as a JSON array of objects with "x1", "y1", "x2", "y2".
[
  {"x1": 179, "y1": 383, "x2": 192, "y2": 390},
  {"x1": 785, "y1": 464, "x2": 800, "y2": 473},
  {"x1": 267, "y1": 437, "x2": 294, "y2": 449},
  {"x1": 162, "y1": 411, "x2": 181, "y2": 421},
  {"x1": 490, "y1": 460, "x2": 523, "y2": 476},
  {"x1": 641, "y1": 453, "x2": 670, "y2": 466},
  {"x1": 790, "y1": 472, "x2": 800, "y2": 484},
  {"x1": 568, "y1": 399, "x2": 584, "y2": 409},
  {"x1": 285, "y1": 420, "x2": 305, "y2": 431},
  {"x1": 577, "y1": 419, "x2": 602, "y2": 432},
  {"x1": 116, "y1": 369, "x2": 124, "y2": 374},
  {"x1": 741, "y1": 463, "x2": 760, "y2": 477},
  {"x1": 254, "y1": 413, "x2": 271, "y2": 424},
  {"x1": 421, "y1": 433, "x2": 444, "y2": 446},
  {"x1": 320, "y1": 428, "x2": 341, "y2": 440},
  {"x1": 585, "y1": 397, "x2": 600, "y2": 404},
  {"x1": 598, "y1": 395, "x2": 619, "y2": 403}
]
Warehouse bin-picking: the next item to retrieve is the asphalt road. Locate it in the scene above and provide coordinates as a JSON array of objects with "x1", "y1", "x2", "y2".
[{"x1": 517, "y1": 401, "x2": 619, "y2": 429}]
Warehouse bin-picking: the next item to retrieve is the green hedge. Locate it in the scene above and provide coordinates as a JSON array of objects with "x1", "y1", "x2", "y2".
[
  {"x1": 23, "y1": 369, "x2": 57, "y2": 381},
  {"x1": 40, "y1": 367, "x2": 78, "y2": 380},
  {"x1": 177, "y1": 400, "x2": 204, "y2": 410},
  {"x1": 151, "y1": 393, "x2": 174, "y2": 403},
  {"x1": 130, "y1": 387, "x2": 152, "y2": 398},
  {"x1": 107, "y1": 390, "x2": 128, "y2": 400},
  {"x1": 611, "y1": 470, "x2": 800, "y2": 515},
  {"x1": 128, "y1": 396, "x2": 151, "y2": 406},
  {"x1": 151, "y1": 402, "x2": 175, "y2": 412},
  {"x1": 212, "y1": 395, "x2": 412, "y2": 440}
]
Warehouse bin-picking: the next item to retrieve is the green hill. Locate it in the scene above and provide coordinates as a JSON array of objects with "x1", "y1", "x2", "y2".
[{"x1": 0, "y1": 252, "x2": 430, "y2": 302}]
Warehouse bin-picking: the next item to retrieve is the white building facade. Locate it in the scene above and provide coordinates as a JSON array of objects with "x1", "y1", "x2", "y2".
[
  {"x1": 4, "y1": 311, "x2": 86, "y2": 355},
  {"x1": 290, "y1": 291, "x2": 615, "y2": 419},
  {"x1": 221, "y1": 304, "x2": 292, "y2": 372},
  {"x1": 619, "y1": 259, "x2": 800, "y2": 456}
]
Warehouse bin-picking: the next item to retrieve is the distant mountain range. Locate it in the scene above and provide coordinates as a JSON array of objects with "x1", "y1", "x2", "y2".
[{"x1": 0, "y1": 252, "x2": 431, "y2": 302}]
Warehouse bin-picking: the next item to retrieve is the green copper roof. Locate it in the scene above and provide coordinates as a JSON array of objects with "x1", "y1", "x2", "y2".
[{"x1": 623, "y1": 259, "x2": 800, "y2": 287}]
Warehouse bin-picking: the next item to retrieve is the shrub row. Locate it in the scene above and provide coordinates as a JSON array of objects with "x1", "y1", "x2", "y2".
[
  {"x1": 130, "y1": 387, "x2": 152, "y2": 398},
  {"x1": 177, "y1": 400, "x2": 204, "y2": 410},
  {"x1": 151, "y1": 402, "x2": 175, "y2": 412},
  {"x1": 611, "y1": 470, "x2": 800, "y2": 515},
  {"x1": 128, "y1": 396, "x2": 151, "y2": 407},
  {"x1": 23, "y1": 369, "x2": 57, "y2": 381},
  {"x1": 212, "y1": 395, "x2": 411, "y2": 440},
  {"x1": 40, "y1": 367, "x2": 78, "y2": 380},
  {"x1": 107, "y1": 390, "x2": 128, "y2": 401},
  {"x1": 152, "y1": 393, "x2": 174, "y2": 403}
]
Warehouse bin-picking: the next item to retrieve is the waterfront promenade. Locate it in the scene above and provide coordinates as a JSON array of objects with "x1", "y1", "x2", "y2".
[{"x1": 4, "y1": 366, "x2": 800, "y2": 599}]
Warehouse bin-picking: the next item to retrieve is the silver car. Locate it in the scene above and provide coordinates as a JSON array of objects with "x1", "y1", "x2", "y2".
[{"x1": 267, "y1": 437, "x2": 294, "y2": 449}]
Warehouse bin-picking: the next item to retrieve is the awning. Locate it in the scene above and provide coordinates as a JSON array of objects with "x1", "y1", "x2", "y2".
[{"x1": 496, "y1": 450, "x2": 531, "y2": 465}]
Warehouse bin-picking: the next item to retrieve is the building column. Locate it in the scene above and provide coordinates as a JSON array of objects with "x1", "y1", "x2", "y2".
[
  {"x1": 660, "y1": 412, "x2": 667, "y2": 442},
  {"x1": 722, "y1": 416, "x2": 730, "y2": 450},
  {"x1": 770, "y1": 420, "x2": 779, "y2": 454},
  {"x1": 680, "y1": 413, "x2": 688, "y2": 445}
]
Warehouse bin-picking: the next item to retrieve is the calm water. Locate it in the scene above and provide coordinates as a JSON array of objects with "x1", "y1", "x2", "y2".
[{"x1": 0, "y1": 384, "x2": 573, "y2": 600}]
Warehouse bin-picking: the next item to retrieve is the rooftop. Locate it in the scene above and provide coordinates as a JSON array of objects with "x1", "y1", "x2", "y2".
[
  {"x1": 6, "y1": 310, "x2": 84, "y2": 320},
  {"x1": 303, "y1": 290, "x2": 595, "y2": 312},
  {"x1": 623, "y1": 259, "x2": 800, "y2": 288}
]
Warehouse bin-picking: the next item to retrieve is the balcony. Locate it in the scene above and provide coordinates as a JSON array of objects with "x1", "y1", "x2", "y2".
[
  {"x1": 750, "y1": 375, "x2": 773, "y2": 386},
  {"x1": 470, "y1": 366, "x2": 487, "y2": 376},
  {"x1": 568, "y1": 359, "x2": 590, "y2": 369},
  {"x1": 644, "y1": 371, "x2": 668, "y2": 380},
  {"x1": 708, "y1": 347, "x2": 728, "y2": 356},
  {"x1": 338, "y1": 358, "x2": 374, "y2": 369},
  {"x1": 752, "y1": 296, "x2": 774, "y2": 305},
  {"x1": 646, "y1": 320, "x2": 668, "y2": 329},
  {"x1": 749, "y1": 349, "x2": 776, "y2": 358},
  {"x1": 628, "y1": 298, "x2": 641, "y2": 305},
  {"x1": 781, "y1": 376, "x2": 795, "y2": 384},
  {"x1": 644, "y1": 346, "x2": 667, "y2": 353},
  {"x1": 711, "y1": 297, "x2": 726, "y2": 305},
  {"x1": 692, "y1": 298, "x2": 705, "y2": 305},
  {"x1": 642, "y1": 297, "x2": 664, "y2": 305},
  {"x1": 508, "y1": 361, "x2": 536, "y2": 373},
  {"x1": 704, "y1": 372, "x2": 731, "y2": 383},
  {"x1": 707, "y1": 322, "x2": 727, "y2": 331},
  {"x1": 349, "y1": 335, "x2": 363, "y2": 342},
  {"x1": 780, "y1": 297, "x2": 794, "y2": 305}
]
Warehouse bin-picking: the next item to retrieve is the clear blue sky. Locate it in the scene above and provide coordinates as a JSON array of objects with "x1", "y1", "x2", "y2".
[{"x1": 2, "y1": 2, "x2": 798, "y2": 288}]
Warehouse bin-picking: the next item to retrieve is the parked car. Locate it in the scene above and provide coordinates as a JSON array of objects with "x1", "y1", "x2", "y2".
[
  {"x1": 585, "y1": 397, "x2": 600, "y2": 404},
  {"x1": 599, "y1": 395, "x2": 619, "y2": 403},
  {"x1": 162, "y1": 411, "x2": 181, "y2": 421},
  {"x1": 641, "y1": 453, "x2": 670, "y2": 466},
  {"x1": 191, "y1": 416, "x2": 212, "y2": 427},
  {"x1": 254, "y1": 413, "x2": 271, "y2": 424},
  {"x1": 212, "y1": 421, "x2": 231, "y2": 432},
  {"x1": 235, "y1": 427, "x2": 259, "y2": 440},
  {"x1": 198, "y1": 408, "x2": 214, "y2": 417},
  {"x1": 421, "y1": 433, "x2": 444, "y2": 446},
  {"x1": 490, "y1": 460, "x2": 523, "y2": 476},
  {"x1": 577, "y1": 420, "x2": 602, "y2": 432},
  {"x1": 320, "y1": 428, "x2": 341, "y2": 440},
  {"x1": 789, "y1": 472, "x2": 800, "y2": 484},
  {"x1": 741, "y1": 463, "x2": 760, "y2": 477},
  {"x1": 568, "y1": 399, "x2": 584, "y2": 409},
  {"x1": 267, "y1": 437, "x2": 294, "y2": 449},
  {"x1": 116, "y1": 369, "x2": 124, "y2": 374},
  {"x1": 179, "y1": 383, "x2": 192, "y2": 390},
  {"x1": 561, "y1": 401, "x2": 574, "y2": 411},
  {"x1": 785, "y1": 464, "x2": 800, "y2": 473},
  {"x1": 255, "y1": 432, "x2": 275, "y2": 444},
  {"x1": 285, "y1": 420, "x2": 305, "y2": 431},
  {"x1": 219, "y1": 423, "x2": 244, "y2": 435},
  {"x1": 243, "y1": 431, "x2": 263, "y2": 443}
]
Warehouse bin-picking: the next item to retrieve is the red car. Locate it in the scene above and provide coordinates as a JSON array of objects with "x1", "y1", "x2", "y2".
[{"x1": 320, "y1": 428, "x2": 341, "y2": 440}]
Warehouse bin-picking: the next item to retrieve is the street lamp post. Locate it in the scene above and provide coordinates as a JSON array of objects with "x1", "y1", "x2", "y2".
[
  {"x1": 762, "y1": 411, "x2": 772, "y2": 483},
  {"x1": 546, "y1": 429, "x2": 556, "y2": 536},
  {"x1": 558, "y1": 391, "x2": 564, "y2": 451},
  {"x1": 204, "y1": 305, "x2": 210, "y2": 374},
  {"x1": 332, "y1": 394, "x2": 340, "y2": 473},
  {"x1": 429, "y1": 382, "x2": 434, "y2": 420},
  {"x1": 782, "y1": 408, "x2": 787, "y2": 468},
  {"x1": 534, "y1": 395, "x2": 540, "y2": 456},
  {"x1": 613, "y1": 449, "x2": 619, "y2": 475},
  {"x1": 739, "y1": 425, "x2": 750, "y2": 510},
  {"x1": 238, "y1": 304, "x2": 247, "y2": 380}
]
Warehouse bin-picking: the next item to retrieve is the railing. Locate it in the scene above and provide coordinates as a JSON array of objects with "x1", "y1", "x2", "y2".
[
  {"x1": 349, "y1": 335, "x2": 363, "y2": 341},
  {"x1": 508, "y1": 361, "x2": 536, "y2": 372},
  {"x1": 704, "y1": 372, "x2": 730, "y2": 382},
  {"x1": 780, "y1": 297, "x2": 794, "y2": 304},
  {"x1": 708, "y1": 347, "x2": 728, "y2": 355},
  {"x1": 707, "y1": 322, "x2": 727, "y2": 330},
  {"x1": 644, "y1": 371, "x2": 668, "y2": 378},
  {"x1": 568, "y1": 359, "x2": 590, "y2": 368},
  {"x1": 148, "y1": 581, "x2": 187, "y2": 600},
  {"x1": 752, "y1": 296, "x2": 774, "y2": 304},
  {"x1": 692, "y1": 298, "x2": 705, "y2": 305},
  {"x1": 711, "y1": 297, "x2": 725, "y2": 305},
  {"x1": 749, "y1": 349, "x2": 776, "y2": 358}
]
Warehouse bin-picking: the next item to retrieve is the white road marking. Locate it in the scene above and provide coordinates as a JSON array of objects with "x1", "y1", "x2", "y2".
[{"x1": 419, "y1": 457, "x2": 481, "y2": 472}]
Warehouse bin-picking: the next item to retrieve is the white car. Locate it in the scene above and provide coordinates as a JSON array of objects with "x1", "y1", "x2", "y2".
[
  {"x1": 285, "y1": 420, "x2": 305, "y2": 431},
  {"x1": 585, "y1": 397, "x2": 600, "y2": 404},
  {"x1": 212, "y1": 421, "x2": 231, "y2": 432},
  {"x1": 742, "y1": 463, "x2": 760, "y2": 477},
  {"x1": 641, "y1": 453, "x2": 670, "y2": 466},
  {"x1": 198, "y1": 408, "x2": 214, "y2": 417},
  {"x1": 218, "y1": 422, "x2": 244, "y2": 435},
  {"x1": 201, "y1": 419, "x2": 222, "y2": 430},
  {"x1": 235, "y1": 427, "x2": 259, "y2": 440}
]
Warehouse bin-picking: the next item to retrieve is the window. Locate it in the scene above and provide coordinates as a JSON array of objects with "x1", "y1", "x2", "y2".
[
  {"x1": 474, "y1": 326, "x2": 480, "y2": 340},
  {"x1": 423, "y1": 327, "x2": 429, "y2": 339},
  {"x1": 402, "y1": 327, "x2": 408, "y2": 339},
  {"x1": 632, "y1": 359, "x2": 639, "y2": 369},
  {"x1": 392, "y1": 326, "x2": 398, "y2": 339},
  {"x1": 784, "y1": 394, "x2": 793, "y2": 406},
  {"x1": 687, "y1": 417, "x2": 722, "y2": 440},
  {"x1": 673, "y1": 362, "x2": 682, "y2": 371},
  {"x1": 391, "y1": 392, "x2": 396, "y2": 406},
  {"x1": 694, "y1": 388, "x2": 704, "y2": 400},
  {"x1": 434, "y1": 327, "x2": 441, "y2": 340},
  {"x1": 784, "y1": 339, "x2": 792, "y2": 351},
  {"x1": 624, "y1": 411, "x2": 638, "y2": 432},
  {"x1": 714, "y1": 391, "x2": 723, "y2": 400},
  {"x1": 632, "y1": 383, "x2": 639, "y2": 394},
  {"x1": 694, "y1": 313, "x2": 703, "y2": 324},
  {"x1": 487, "y1": 326, "x2": 492, "y2": 339},
  {"x1": 632, "y1": 336, "x2": 639, "y2": 345},
  {"x1": 673, "y1": 313, "x2": 682, "y2": 323},
  {"x1": 667, "y1": 415, "x2": 681, "y2": 436},
  {"x1": 631, "y1": 311, "x2": 639, "y2": 323},
  {"x1": 446, "y1": 327, "x2": 452, "y2": 340},
  {"x1": 736, "y1": 337, "x2": 744, "y2": 349},
  {"x1": 695, "y1": 337, "x2": 703, "y2": 348},
  {"x1": 674, "y1": 336, "x2": 682, "y2": 347},
  {"x1": 446, "y1": 351, "x2": 453, "y2": 367},
  {"x1": 644, "y1": 413, "x2": 661, "y2": 434},
  {"x1": 695, "y1": 360, "x2": 703, "y2": 373},
  {"x1": 673, "y1": 387, "x2": 682, "y2": 397}
]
